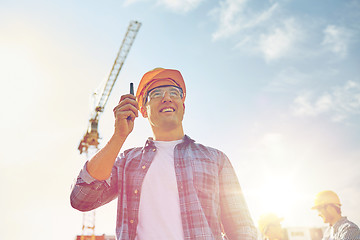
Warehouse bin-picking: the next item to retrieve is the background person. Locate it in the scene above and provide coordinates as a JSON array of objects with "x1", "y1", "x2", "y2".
[
  {"x1": 311, "y1": 190, "x2": 360, "y2": 240},
  {"x1": 258, "y1": 213, "x2": 285, "y2": 240},
  {"x1": 70, "y1": 68, "x2": 258, "y2": 240}
]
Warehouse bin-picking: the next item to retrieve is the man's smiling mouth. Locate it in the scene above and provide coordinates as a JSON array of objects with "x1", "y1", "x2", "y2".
[{"x1": 160, "y1": 107, "x2": 175, "y2": 113}]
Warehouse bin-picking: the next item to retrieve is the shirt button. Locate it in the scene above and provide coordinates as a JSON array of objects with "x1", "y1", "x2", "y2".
[
  {"x1": 134, "y1": 189, "x2": 138, "y2": 194},
  {"x1": 130, "y1": 220, "x2": 134, "y2": 224},
  {"x1": 142, "y1": 165, "x2": 146, "y2": 169}
]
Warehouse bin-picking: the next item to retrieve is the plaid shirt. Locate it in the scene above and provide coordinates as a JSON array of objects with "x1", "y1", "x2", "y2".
[
  {"x1": 71, "y1": 135, "x2": 257, "y2": 240},
  {"x1": 322, "y1": 217, "x2": 360, "y2": 240}
]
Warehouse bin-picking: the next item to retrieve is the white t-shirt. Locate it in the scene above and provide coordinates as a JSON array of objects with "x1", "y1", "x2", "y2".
[{"x1": 135, "y1": 139, "x2": 184, "y2": 240}]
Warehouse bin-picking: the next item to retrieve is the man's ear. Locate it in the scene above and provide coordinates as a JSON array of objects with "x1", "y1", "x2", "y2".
[{"x1": 140, "y1": 106, "x2": 148, "y2": 118}]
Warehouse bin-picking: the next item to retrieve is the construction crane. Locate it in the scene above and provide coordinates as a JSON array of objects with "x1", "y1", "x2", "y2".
[
  {"x1": 76, "y1": 20, "x2": 141, "y2": 240},
  {"x1": 78, "y1": 20, "x2": 141, "y2": 155}
]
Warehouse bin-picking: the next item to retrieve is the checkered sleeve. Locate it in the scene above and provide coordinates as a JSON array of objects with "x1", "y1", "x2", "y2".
[
  {"x1": 219, "y1": 152, "x2": 258, "y2": 240},
  {"x1": 70, "y1": 159, "x2": 121, "y2": 212}
]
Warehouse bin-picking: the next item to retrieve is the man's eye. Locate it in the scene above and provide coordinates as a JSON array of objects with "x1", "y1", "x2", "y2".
[
  {"x1": 151, "y1": 92, "x2": 162, "y2": 98},
  {"x1": 170, "y1": 91, "x2": 180, "y2": 97}
]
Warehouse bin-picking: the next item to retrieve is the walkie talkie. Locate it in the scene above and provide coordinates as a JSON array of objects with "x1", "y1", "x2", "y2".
[
  {"x1": 130, "y1": 82, "x2": 134, "y2": 95},
  {"x1": 127, "y1": 83, "x2": 134, "y2": 120}
]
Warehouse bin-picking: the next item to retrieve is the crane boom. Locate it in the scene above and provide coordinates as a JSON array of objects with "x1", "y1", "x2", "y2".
[
  {"x1": 93, "y1": 20, "x2": 141, "y2": 119},
  {"x1": 78, "y1": 20, "x2": 141, "y2": 154}
]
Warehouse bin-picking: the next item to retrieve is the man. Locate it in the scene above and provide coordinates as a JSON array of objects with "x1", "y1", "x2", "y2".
[
  {"x1": 70, "y1": 68, "x2": 258, "y2": 240},
  {"x1": 258, "y1": 213, "x2": 285, "y2": 240},
  {"x1": 311, "y1": 190, "x2": 360, "y2": 240}
]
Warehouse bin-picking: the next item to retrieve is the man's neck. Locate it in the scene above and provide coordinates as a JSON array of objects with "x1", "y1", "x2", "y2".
[
  {"x1": 152, "y1": 126, "x2": 184, "y2": 141},
  {"x1": 330, "y1": 215, "x2": 342, "y2": 226}
]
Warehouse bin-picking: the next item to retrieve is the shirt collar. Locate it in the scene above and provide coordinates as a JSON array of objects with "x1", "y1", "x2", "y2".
[
  {"x1": 332, "y1": 217, "x2": 347, "y2": 230},
  {"x1": 143, "y1": 134, "x2": 195, "y2": 150}
]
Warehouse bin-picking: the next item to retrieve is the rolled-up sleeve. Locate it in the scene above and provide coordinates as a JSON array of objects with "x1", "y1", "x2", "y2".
[{"x1": 70, "y1": 160, "x2": 119, "y2": 212}]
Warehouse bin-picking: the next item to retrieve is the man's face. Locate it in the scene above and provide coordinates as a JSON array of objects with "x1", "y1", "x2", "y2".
[
  {"x1": 142, "y1": 86, "x2": 185, "y2": 131},
  {"x1": 316, "y1": 205, "x2": 333, "y2": 224}
]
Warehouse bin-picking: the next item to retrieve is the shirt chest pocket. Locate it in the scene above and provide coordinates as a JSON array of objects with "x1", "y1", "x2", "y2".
[{"x1": 191, "y1": 158, "x2": 219, "y2": 195}]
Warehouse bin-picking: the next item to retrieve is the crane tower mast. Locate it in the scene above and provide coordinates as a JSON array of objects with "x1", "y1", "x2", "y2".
[{"x1": 78, "y1": 20, "x2": 141, "y2": 154}]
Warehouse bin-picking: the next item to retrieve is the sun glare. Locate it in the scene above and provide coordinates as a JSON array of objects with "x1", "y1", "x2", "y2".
[{"x1": 257, "y1": 175, "x2": 301, "y2": 218}]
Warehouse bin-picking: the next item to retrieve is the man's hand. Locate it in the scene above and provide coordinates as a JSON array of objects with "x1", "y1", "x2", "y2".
[
  {"x1": 86, "y1": 94, "x2": 139, "y2": 181},
  {"x1": 112, "y1": 94, "x2": 139, "y2": 139}
]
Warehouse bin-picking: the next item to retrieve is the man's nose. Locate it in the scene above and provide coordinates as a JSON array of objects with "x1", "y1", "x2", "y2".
[{"x1": 161, "y1": 91, "x2": 172, "y2": 102}]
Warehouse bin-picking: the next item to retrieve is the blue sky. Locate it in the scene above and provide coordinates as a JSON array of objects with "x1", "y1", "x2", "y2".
[{"x1": 1, "y1": 0, "x2": 359, "y2": 239}]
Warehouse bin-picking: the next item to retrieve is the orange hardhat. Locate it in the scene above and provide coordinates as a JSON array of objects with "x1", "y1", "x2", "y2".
[
  {"x1": 136, "y1": 68, "x2": 186, "y2": 112},
  {"x1": 258, "y1": 213, "x2": 283, "y2": 235},
  {"x1": 311, "y1": 190, "x2": 341, "y2": 209}
]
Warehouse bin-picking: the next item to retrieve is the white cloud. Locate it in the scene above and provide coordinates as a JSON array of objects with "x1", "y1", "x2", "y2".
[
  {"x1": 211, "y1": 0, "x2": 278, "y2": 40},
  {"x1": 124, "y1": 0, "x2": 203, "y2": 12},
  {"x1": 322, "y1": 25, "x2": 352, "y2": 58},
  {"x1": 244, "y1": 3, "x2": 278, "y2": 29},
  {"x1": 157, "y1": 0, "x2": 204, "y2": 12},
  {"x1": 258, "y1": 18, "x2": 300, "y2": 61},
  {"x1": 234, "y1": 35, "x2": 252, "y2": 48},
  {"x1": 123, "y1": 0, "x2": 145, "y2": 7},
  {"x1": 210, "y1": 1, "x2": 306, "y2": 62},
  {"x1": 292, "y1": 81, "x2": 360, "y2": 122},
  {"x1": 210, "y1": 0, "x2": 248, "y2": 40},
  {"x1": 210, "y1": 2, "x2": 357, "y2": 63},
  {"x1": 265, "y1": 67, "x2": 309, "y2": 92},
  {"x1": 292, "y1": 91, "x2": 326, "y2": 116}
]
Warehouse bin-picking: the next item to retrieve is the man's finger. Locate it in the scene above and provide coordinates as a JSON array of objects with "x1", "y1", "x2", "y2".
[
  {"x1": 114, "y1": 99, "x2": 138, "y2": 113},
  {"x1": 116, "y1": 110, "x2": 137, "y2": 121},
  {"x1": 119, "y1": 94, "x2": 136, "y2": 103},
  {"x1": 114, "y1": 105, "x2": 139, "y2": 118}
]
